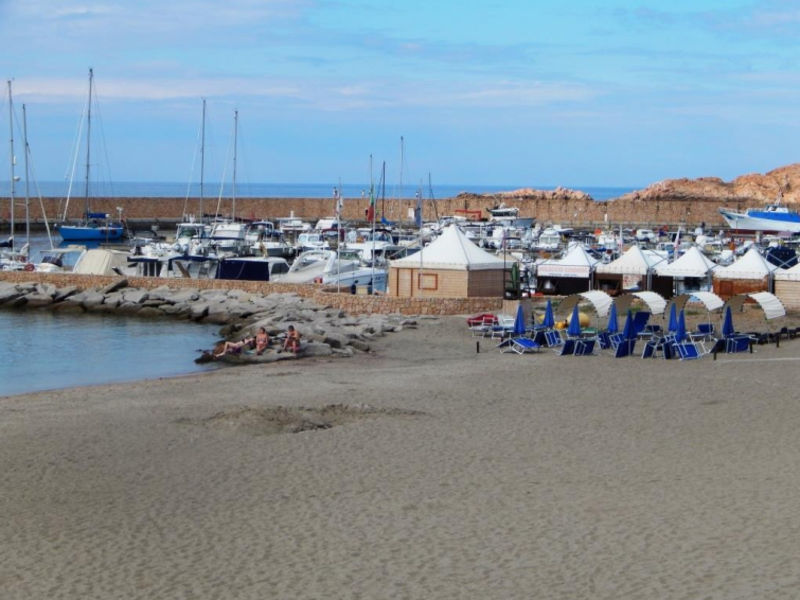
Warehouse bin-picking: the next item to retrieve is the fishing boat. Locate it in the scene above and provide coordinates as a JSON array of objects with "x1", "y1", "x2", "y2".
[
  {"x1": 57, "y1": 69, "x2": 125, "y2": 241},
  {"x1": 718, "y1": 203, "x2": 800, "y2": 233}
]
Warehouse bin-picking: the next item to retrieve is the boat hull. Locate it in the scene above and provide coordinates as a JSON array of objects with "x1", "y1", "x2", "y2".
[
  {"x1": 719, "y1": 208, "x2": 800, "y2": 233},
  {"x1": 58, "y1": 224, "x2": 125, "y2": 241}
]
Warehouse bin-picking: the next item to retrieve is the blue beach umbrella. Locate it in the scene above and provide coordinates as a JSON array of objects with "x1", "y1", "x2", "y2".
[
  {"x1": 722, "y1": 305, "x2": 734, "y2": 338},
  {"x1": 513, "y1": 303, "x2": 526, "y2": 337},
  {"x1": 607, "y1": 303, "x2": 619, "y2": 333},
  {"x1": 675, "y1": 309, "x2": 687, "y2": 343},
  {"x1": 667, "y1": 302, "x2": 678, "y2": 333},
  {"x1": 567, "y1": 304, "x2": 582, "y2": 338},
  {"x1": 621, "y1": 309, "x2": 635, "y2": 341},
  {"x1": 542, "y1": 298, "x2": 555, "y2": 329},
  {"x1": 618, "y1": 309, "x2": 635, "y2": 355}
]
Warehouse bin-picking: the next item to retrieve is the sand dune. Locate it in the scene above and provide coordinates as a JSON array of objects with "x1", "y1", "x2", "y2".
[{"x1": 2, "y1": 316, "x2": 800, "y2": 599}]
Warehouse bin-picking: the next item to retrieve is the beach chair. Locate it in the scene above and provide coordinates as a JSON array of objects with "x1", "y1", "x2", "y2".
[
  {"x1": 531, "y1": 329, "x2": 547, "y2": 346},
  {"x1": 676, "y1": 342, "x2": 701, "y2": 360},
  {"x1": 662, "y1": 338, "x2": 677, "y2": 359},
  {"x1": 574, "y1": 338, "x2": 596, "y2": 356},
  {"x1": 613, "y1": 338, "x2": 635, "y2": 358},
  {"x1": 469, "y1": 315, "x2": 495, "y2": 337},
  {"x1": 597, "y1": 330, "x2": 612, "y2": 350},
  {"x1": 726, "y1": 335, "x2": 752, "y2": 353},
  {"x1": 506, "y1": 337, "x2": 542, "y2": 354},
  {"x1": 641, "y1": 337, "x2": 659, "y2": 358},
  {"x1": 608, "y1": 332, "x2": 625, "y2": 350},
  {"x1": 544, "y1": 330, "x2": 564, "y2": 348},
  {"x1": 557, "y1": 338, "x2": 577, "y2": 356},
  {"x1": 695, "y1": 323, "x2": 715, "y2": 337},
  {"x1": 632, "y1": 311, "x2": 651, "y2": 337},
  {"x1": 491, "y1": 315, "x2": 516, "y2": 340}
]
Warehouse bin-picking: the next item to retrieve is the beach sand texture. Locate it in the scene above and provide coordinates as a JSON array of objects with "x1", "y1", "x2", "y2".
[{"x1": 2, "y1": 315, "x2": 800, "y2": 599}]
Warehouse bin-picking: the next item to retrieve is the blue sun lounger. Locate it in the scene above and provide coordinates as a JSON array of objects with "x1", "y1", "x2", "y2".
[{"x1": 506, "y1": 337, "x2": 542, "y2": 354}]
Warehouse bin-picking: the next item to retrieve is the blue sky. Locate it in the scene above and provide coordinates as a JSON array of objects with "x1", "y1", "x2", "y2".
[{"x1": 1, "y1": 0, "x2": 799, "y2": 188}]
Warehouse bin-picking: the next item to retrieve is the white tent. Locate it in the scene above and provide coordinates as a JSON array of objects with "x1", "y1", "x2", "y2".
[
  {"x1": 713, "y1": 247, "x2": 779, "y2": 280},
  {"x1": 774, "y1": 261, "x2": 800, "y2": 282},
  {"x1": 390, "y1": 224, "x2": 506, "y2": 271},
  {"x1": 654, "y1": 246, "x2": 717, "y2": 278},
  {"x1": 537, "y1": 243, "x2": 598, "y2": 278},
  {"x1": 595, "y1": 245, "x2": 666, "y2": 275}
]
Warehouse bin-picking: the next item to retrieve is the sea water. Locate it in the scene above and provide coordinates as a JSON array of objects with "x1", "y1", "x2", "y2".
[{"x1": 0, "y1": 310, "x2": 222, "y2": 397}]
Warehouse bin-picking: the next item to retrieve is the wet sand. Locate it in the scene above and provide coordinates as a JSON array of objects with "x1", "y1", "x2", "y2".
[{"x1": 2, "y1": 315, "x2": 800, "y2": 599}]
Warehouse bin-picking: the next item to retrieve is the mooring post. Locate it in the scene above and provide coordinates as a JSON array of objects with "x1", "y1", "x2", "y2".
[{"x1": 476, "y1": 341, "x2": 480, "y2": 354}]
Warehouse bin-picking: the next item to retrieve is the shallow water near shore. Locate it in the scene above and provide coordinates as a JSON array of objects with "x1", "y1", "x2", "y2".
[{"x1": 0, "y1": 310, "x2": 222, "y2": 397}]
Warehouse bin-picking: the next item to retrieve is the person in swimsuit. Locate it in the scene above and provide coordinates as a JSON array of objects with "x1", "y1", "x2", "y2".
[
  {"x1": 215, "y1": 336, "x2": 255, "y2": 358},
  {"x1": 255, "y1": 327, "x2": 269, "y2": 355},
  {"x1": 283, "y1": 325, "x2": 301, "y2": 353}
]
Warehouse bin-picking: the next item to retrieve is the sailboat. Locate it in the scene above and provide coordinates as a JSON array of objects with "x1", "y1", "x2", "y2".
[{"x1": 57, "y1": 68, "x2": 125, "y2": 242}]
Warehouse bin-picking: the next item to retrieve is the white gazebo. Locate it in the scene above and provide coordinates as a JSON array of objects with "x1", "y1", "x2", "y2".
[
  {"x1": 595, "y1": 245, "x2": 668, "y2": 294},
  {"x1": 713, "y1": 247, "x2": 780, "y2": 297},
  {"x1": 388, "y1": 224, "x2": 507, "y2": 297},
  {"x1": 774, "y1": 261, "x2": 800, "y2": 310},
  {"x1": 654, "y1": 246, "x2": 718, "y2": 296},
  {"x1": 536, "y1": 243, "x2": 598, "y2": 295}
]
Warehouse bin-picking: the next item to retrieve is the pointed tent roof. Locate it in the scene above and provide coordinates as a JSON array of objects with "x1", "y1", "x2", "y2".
[
  {"x1": 595, "y1": 245, "x2": 666, "y2": 275},
  {"x1": 538, "y1": 243, "x2": 599, "y2": 269},
  {"x1": 655, "y1": 246, "x2": 717, "y2": 278},
  {"x1": 713, "y1": 247, "x2": 779, "y2": 280},
  {"x1": 774, "y1": 259, "x2": 800, "y2": 281},
  {"x1": 389, "y1": 224, "x2": 507, "y2": 271},
  {"x1": 536, "y1": 243, "x2": 598, "y2": 278}
]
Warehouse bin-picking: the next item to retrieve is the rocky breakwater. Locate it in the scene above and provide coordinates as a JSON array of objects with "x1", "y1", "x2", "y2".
[{"x1": 0, "y1": 279, "x2": 419, "y2": 365}]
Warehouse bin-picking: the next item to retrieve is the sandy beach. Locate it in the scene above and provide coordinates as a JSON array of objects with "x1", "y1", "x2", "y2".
[{"x1": 3, "y1": 315, "x2": 800, "y2": 599}]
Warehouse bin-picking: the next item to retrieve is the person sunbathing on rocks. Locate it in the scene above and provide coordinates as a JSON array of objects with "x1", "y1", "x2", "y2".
[
  {"x1": 282, "y1": 325, "x2": 301, "y2": 353},
  {"x1": 255, "y1": 327, "x2": 270, "y2": 355},
  {"x1": 215, "y1": 336, "x2": 255, "y2": 358}
]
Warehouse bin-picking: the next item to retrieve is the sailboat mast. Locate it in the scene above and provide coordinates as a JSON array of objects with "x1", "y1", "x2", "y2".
[
  {"x1": 7, "y1": 80, "x2": 15, "y2": 250},
  {"x1": 398, "y1": 135, "x2": 404, "y2": 222},
  {"x1": 199, "y1": 97, "x2": 206, "y2": 219},
  {"x1": 232, "y1": 109, "x2": 238, "y2": 220},
  {"x1": 84, "y1": 68, "x2": 93, "y2": 219},
  {"x1": 23, "y1": 103, "x2": 30, "y2": 250}
]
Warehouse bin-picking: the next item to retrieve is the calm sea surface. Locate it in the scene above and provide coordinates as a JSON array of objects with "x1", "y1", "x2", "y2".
[{"x1": 0, "y1": 310, "x2": 222, "y2": 397}]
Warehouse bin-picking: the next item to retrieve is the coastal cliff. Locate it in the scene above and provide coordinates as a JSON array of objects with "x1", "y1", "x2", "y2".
[{"x1": 2, "y1": 164, "x2": 799, "y2": 228}]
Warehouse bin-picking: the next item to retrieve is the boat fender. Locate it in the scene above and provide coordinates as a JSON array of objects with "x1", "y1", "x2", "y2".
[
  {"x1": 313, "y1": 276, "x2": 323, "y2": 284},
  {"x1": 24, "y1": 263, "x2": 35, "y2": 272}
]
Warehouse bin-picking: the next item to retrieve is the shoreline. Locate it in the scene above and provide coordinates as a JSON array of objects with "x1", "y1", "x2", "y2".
[{"x1": 3, "y1": 316, "x2": 800, "y2": 598}]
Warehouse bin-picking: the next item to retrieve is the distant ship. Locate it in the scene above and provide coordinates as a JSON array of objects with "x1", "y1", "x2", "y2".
[{"x1": 718, "y1": 203, "x2": 800, "y2": 233}]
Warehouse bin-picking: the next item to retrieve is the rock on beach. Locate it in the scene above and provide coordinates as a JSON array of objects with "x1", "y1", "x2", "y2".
[{"x1": 0, "y1": 280, "x2": 415, "y2": 363}]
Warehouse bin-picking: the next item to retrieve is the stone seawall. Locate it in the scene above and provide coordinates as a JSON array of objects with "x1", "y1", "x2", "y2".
[
  {"x1": 0, "y1": 271, "x2": 503, "y2": 316},
  {"x1": 1, "y1": 194, "x2": 737, "y2": 229}
]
